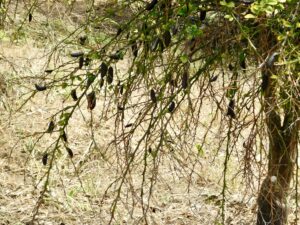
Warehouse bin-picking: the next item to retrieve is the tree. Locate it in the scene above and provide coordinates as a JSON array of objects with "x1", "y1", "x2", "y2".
[{"x1": 2, "y1": 0, "x2": 299, "y2": 224}]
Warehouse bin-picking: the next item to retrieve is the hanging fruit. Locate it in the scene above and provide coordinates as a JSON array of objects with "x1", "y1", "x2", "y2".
[
  {"x1": 70, "y1": 52, "x2": 84, "y2": 58},
  {"x1": 146, "y1": 0, "x2": 158, "y2": 11},
  {"x1": 117, "y1": 105, "x2": 125, "y2": 111},
  {"x1": 85, "y1": 57, "x2": 91, "y2": 66},
  {"x1": 119, "y1": 84, "x2": 124, "y2": 95},
  {"x1": 131, "y1": 41, "x2": 138, "y2": 57},
  {"x1": 200, "y1": 10, "x2": 206, "y2": 21},
  {"x1": 182, "y1": 71, "x2": 189, "y2": 89},
  {"x1": 87, "y1": 91, "x2": 96, "y2": 110},
  {"x1": 71, "y1": 89, "x2": 78, "y2": 101},
  {"x1": 66, "y1": 147, "x2": 74, "y2": 158},
  {"x1": 45, "y1": 69, "x2": 53, "y2": 74},
  {"x1": 163, "y1": 31, "x2": 172, "y2": 48},
  {"x1": 35, "y1": 84, "x2": 47, "y2": 91},
  {"x1": 226, "y1": 99, "x2": 236, "y2": 119},
  {"x1": 47, "y1": 121, "x2": 55, "y2": 133},
  {"x1": 100, "y1": 62, "x2": 108, "y2": 77},
  {"x1": 125, "y1": 123, "x2": 133, "y2": 128},
  {"x1": 168, "y1": 101, "x2": 175, "y2": 113},
  {"x1": 79, "y1": 56, "x2": 84, "y2": 69},
  {"x1": 107, "y1": 67, "x2": 114, "y2": 84},
  {"x1": 29, "y1": 13, "x2": 33, "y2": 22},
  {"x1": 116, "y1": 27, "x2": 122, "y2": 36},
  {"x1": 79, "y1": 35, "x2": 87, "y2": 45},
  {"x1": 61, "y1": 130, "x2": 68, "y2": 142},
  {"x1": 209, "y1": 75, "x2": 218, "y2": 82},
  {"x1": 150, "y1": 89, "x2": 157, "y2": 103},
  {"x1": 42, "y1": 153, "x2": 48, "y2": 165}
]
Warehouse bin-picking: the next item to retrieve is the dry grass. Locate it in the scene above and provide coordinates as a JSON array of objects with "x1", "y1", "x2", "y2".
[{"x1": 0, "y1": 35, "x2": 256, "y2": 225}]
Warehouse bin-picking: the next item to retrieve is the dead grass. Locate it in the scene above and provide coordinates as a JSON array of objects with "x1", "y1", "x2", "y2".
[{"x1": 0, "y1": 38, "x2": 257, "y2": 225}]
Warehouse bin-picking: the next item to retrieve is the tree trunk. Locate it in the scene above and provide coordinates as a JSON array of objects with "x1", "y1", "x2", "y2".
[
  {"x1": 256, "y1": 112, "x2": 298, "y2": 225},
  {"x1": 256, "y1": 31, "x2": 299, "y2": 225}
]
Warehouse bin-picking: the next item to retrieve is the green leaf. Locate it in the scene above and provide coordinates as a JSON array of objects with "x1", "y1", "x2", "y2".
[
  {"x1": 244, "y1": 14, "x2": 256, "y2": 19},
  {"x1": 282, "y1": 19, "x2": 292, "y2": 28},
  {"x1": 250, "y1": 4, "x2": 260, "y2": 15},
  {"x1": 220, "y1": 1, "x2": 235, "y2": 8},
  {"x1": 224, "y1": 14, "x2": 234, "y2": 21},
  {"x1": 196, "y1": 144, "x2": 204, "y2": 157},
  {"x1": 89, "y1": 51, "x2": 101, "y2": 60},
  {"x1": 227, "y1": 1, "x2": 235, "y2": 8},
  {"x1": 87, "y1": 72, "x2": 96, "y2": 83},
  {"x1": 226, "y1": 88, "x2": 237, "y2": 99},
  {"x1": 61, "y1": 82, "x2": 68, "y2": 89},
  {"x1": 186, "y1": 24, "x2": 203, "y2": 39},
  {"x1": 58, "y1": 112, "x2": 71, "y2": 126},
  {"x1": 265, "y1": 5, "x2": 274, "y2": 14},
  {"x1": 68, "y1": 189, "x2": 75, "y2": 198},
  {"x1": 270, "y1": 74, "x2": 278, "y2": 79},
  {"x1": 266, "y1": 0, "x2": 278, "y2": 5},
  {"x1": 177, "y1": 3, "x2": 197, "y2": 16},
  {"x1": 58, "y1": 119, "x2": 65, "y2": 126},
  {"x1": 220, "y1": 0, "x2": 226, "y2": 6},
  {"x1": 180, "y1": 55, "x2": 189, "y2": 63}
]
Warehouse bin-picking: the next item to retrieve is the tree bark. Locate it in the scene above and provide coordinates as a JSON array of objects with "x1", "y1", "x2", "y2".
[
  {"x1": 256, "y1": 109, "x2": 298, "y2": 225},
  {"x1": 256, "y1": 31, "x2": 299, "y2": 225}
]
